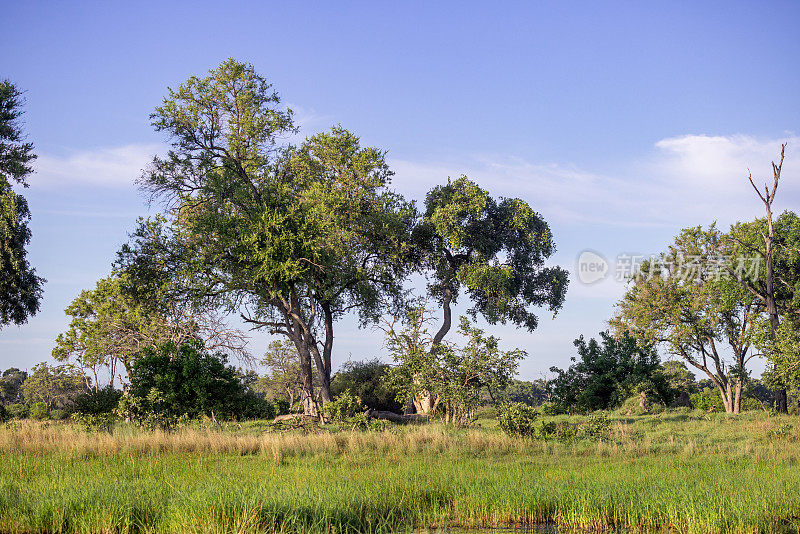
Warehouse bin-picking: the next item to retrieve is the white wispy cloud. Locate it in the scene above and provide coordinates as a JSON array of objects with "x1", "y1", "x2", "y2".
[
  {"x1": 32, "y1": 144, "x2": 161, "y2": 189},
  {"x1": 390, "y1": 134, "x2": 799, "y2": 229}
]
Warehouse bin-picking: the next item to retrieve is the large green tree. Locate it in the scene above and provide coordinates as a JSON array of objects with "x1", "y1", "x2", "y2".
[
  {"x1": 407, "y1": 176, "x2": 568, "y2": 412},
  {"x1": 130, "y1": 59, "x2": 414, "y2": 414},
  {"x1": 0, "y1": 80, "x2": 44, "y2": 327},
  {"x1": 612, "y1": 225, "x2": 763, "y2": 414}
]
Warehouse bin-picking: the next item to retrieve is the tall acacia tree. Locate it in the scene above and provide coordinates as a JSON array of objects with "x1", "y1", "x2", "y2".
[
  {"x1": 0, "y1": 80, "x2": 44, "y2": 327},
  {"x1": 408, "y1": 176, "x2": 568, "y2": 413},
  {"x1": 133, "y1": 59, "x2": 413, "y2": 414}
]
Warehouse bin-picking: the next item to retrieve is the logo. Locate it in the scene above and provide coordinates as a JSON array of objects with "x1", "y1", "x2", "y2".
[{"x1": 577, "y1": 250, "x2": 609, "y2": 284}]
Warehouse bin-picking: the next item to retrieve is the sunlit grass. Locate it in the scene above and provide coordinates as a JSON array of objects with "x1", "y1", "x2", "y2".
[{"x1": 1, "y1": 412, "x2": 799, "y2": 533}]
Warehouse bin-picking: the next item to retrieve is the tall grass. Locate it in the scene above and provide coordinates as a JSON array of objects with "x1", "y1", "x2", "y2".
[{"x1": 1, "y1": 413, "x2": 799, "y2": 533}]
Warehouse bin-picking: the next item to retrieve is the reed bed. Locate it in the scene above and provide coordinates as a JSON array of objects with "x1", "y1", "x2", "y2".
[{"x1": 1, "y1": 413, "x2": 799, "y2": 533}]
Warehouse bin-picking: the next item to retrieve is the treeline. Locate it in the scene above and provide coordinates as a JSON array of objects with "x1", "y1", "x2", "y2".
[{"x1": 2, "y1": 60, "x2": 799, "y2": 426}]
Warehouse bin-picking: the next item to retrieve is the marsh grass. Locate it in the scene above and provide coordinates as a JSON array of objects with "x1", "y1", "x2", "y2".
[{"x1": 2, "y1": 412, "x2": 800, "y2": 533}]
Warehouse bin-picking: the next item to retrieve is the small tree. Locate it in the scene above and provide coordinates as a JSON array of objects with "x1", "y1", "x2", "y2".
[
  {"x1": 386, "y1": 307, "x2": 524, "y2": 426},
  {"x1": 0, "y1": 368, "x2": 27, "y2": 404},
  {"x1": 549, "y1": 331, "x2": 673, "y2": 413},
  {"x1": 255, "y1": 339, "x2": 304, "y2": 406},
  {"x1": 612, "y1": 226, "x2": 763, "y2": 414},
  {"x1": 20, "y1": 363, "x2": 85, "y2": 410}
]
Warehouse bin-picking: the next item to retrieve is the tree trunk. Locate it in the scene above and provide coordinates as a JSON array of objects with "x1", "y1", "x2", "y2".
[{"x1": 432, "y1": 287, "x2": 453, "y2": 346}]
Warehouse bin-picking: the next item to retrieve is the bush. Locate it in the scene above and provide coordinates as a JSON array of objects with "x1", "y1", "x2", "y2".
[
  {"x1": 49, "y1": 409, "x2": 69, "y2": 420},
  {"x1": 497, "y1": 402, "x2": 538, "y2": 437},
  {"x1": 275, "y1": 399, "x2": 291, "y2": 416},
  {"x1": 29, "y1": 402, "x2": 49, "y2": 420},
  {"x1": 236, "y1": 392, "x2": 276, "y2": 420},
  {"x1": 331, "y1": 359, "x2": 402, "y2": 413},
  {"x1": 690, "y1": 389, "x2": 723, "y2": 413},
  {"x1": 539, "y1": 402, "x2": 562, "y2": 416},
  {"x1": 7, "y1": 403, "x2": 28, "y2": 419},
  {"x1": 324, "y1": 391, "x2": 365, "y2": 422},
  {"x1": 584, "y1": 412, "x2": 612, "y2": 439},
  {"x1": 0, "y1": 404, "x2": 8, "y2": 423},
  {"x1": 73, "y1": 386, "x2": 123, "y2": 415},
  {"x1": 72, "y1": 412, "x2": 118, "y2": 433}
]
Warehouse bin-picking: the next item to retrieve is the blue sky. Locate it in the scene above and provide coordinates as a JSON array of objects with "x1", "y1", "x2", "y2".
[{"x1": 1, "y1": 1, "x2": 799, "y2": 379}]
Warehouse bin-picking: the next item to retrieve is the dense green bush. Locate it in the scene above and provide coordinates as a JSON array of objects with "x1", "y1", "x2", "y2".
[
  {"x1": 121, "y1": 341, "x2": 268, "y2": 427},
  {"x1": 0, "y1": 404, "x2": 8, "y2": 422},
  {"x1": 236, "y1": 392, "x2": 276, "y2": 420},
  {"x1": 584, "y1": 412, "x2": 612, "y2": 440},
  {"x1": 49, "y1": 409, "x2": 69, "y2": 420},
  {"x1": 29, "y1": 402, "x2": 49, "y2": 420},
  {"x1": 71, "y1": 412, "x2": 118, "y2": 433},
  {"x1": 73, "y1": 386, "x2": 123, "y2": 415},
  {"x1": 497, "y1": 402, "x2": 538, "y2": 437},
  {"x1": 690, "y1": 389, "x2": 723, "y2": 412},
  {"x1": 275, "y1": 399, "x2": 291, "y2": 416},
  {"x1": 331, "y1": 359, "x2": 402, "y2": 413},
  {"x1": 324, "y1": 391, "x2": 365, "y2": 422},
  {"x1": 6, "y1": 403, "x2": 28, "y2": 419}
]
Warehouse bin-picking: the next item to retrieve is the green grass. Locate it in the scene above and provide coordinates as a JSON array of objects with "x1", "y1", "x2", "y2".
[{"x1": 1, "y1": 412, "x2": 800, "y2": 533}]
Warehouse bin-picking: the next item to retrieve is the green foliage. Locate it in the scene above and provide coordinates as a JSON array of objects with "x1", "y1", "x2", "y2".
[
  {"x1": 0, "y1": 80, "x2": 44, "y2": 328},
  {"x1": 550, "y1": 331, "x2": 673, "y2": 412},
  {"x1": 121, "y1": 342, "x2": 263, "y2": 428},
  {"x1": 414, "y1": 176, "x2": 568, "y2": 338},
  {"x1": 331, "y1": 359, "x2": 401, "y2": 412},
  {"x1": 494, "y1": 379, "x2": 550, "y2": 407},
  {"x1": 29, "y1": 401, "x2": 48, "y2": 420},
  {"x1": 275, "y1": 399, "x2": 291, "y2": 416},
  {"x1": 6, "y1": 403, "x2": 27, "y2": 419},
  {"x1": 254, "y1": 340, "x2": 303, "y2": 404},
  {"x1": 53, "y1": 272, "x2": 174, "y2": 377},
  {"x1": 690, "y1": 389, "x2": 723, "y2": 413},
  {"x1": 49, "y1": 409, "x2": 68, "y2": 420},
  {"x1": 387, "y1": 309, "x2": 524, "y2": 426},
  {"x1": 20, "y1": 362, "x2": 85, "y2": 410},
  {"x1": 71, "y1": 412, "x2": 118, "y2": 433},
  {"x1": 324, "y1": 391, "x2": 365, "y2": 422},
  {"x1": 584, "y1": 412, "x2": 613, "y2": 440},
  {"x1": 73, "y1": 386, "x2": 123, "y2": 415},
  {"x1": 0, "y1": 404, "x2": 7, "y2": 422},
  {"x1": 497, "y1": 401, "x2": 538, "y2": 437},
  {"x1": 0, "y1": 367, "x2": 27, "y2": 404},
  {"x1": 128, "y1": 59, "x2": 417, "y2": 410}
]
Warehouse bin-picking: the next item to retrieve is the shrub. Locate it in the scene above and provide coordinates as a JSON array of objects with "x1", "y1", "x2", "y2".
[
  {"x1": 49, "y1": 409, "x2": 69, "y2": 420},
  {"x1": 73, "y1": 386, "x2": 123, "y2": 415},
  {"x1": 584, "y1": 412, "x2": 612, "y2": 440},
  {"x1": 116, "y1": 388, "x2": 179, "y2": 431},
  {"x1": 324, "y1": 391, "x2": 365, "y2": 422},
  {"x1": 0, "y1": 404, "x2": 8, "y2": 423},
  {"x1": 236, "y1": 392, "x2": 276, "y2": 420},
  {"x1": 7, "y1": 403, "x2": 28, "y2": 419},
  {"x1": 275, "y1": 399, "x2": 291, "y2": 416},
  {"x1": 539, "y1": 402, "x2": 561, "y2": 416},
  {"x1": 29, "y1": 402, "x2": 49, "y2": 420},
  {"x1": 331, "y1": 359, "x2": 402, "y2": 413},
  {"x1": 72, "y1": 412, "x2": 118, "y2": 433},
  {"x1": 497, "y1": 402, "x2": 538, "y2": 437},
  {"x1": 690, "y1": 389, "x2": 723, "y2": 412}
]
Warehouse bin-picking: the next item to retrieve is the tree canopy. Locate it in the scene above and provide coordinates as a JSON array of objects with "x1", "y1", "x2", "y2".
[{"x1": 0, "y1": 80, "x2": 44, "y2": 328}]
